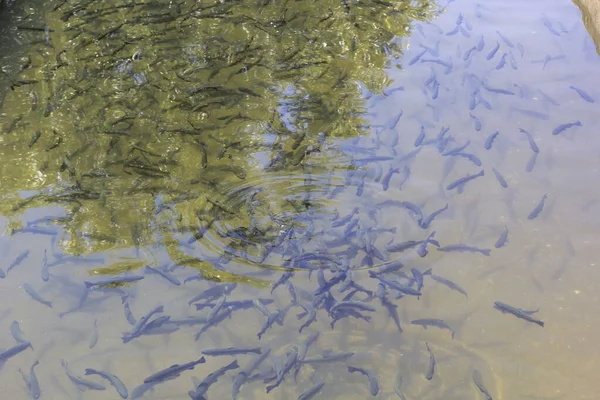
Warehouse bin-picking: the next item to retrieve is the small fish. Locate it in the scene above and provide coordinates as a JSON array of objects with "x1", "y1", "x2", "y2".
[
  {"x1": 509, "y1": 52, "x2": 518, "y2": 69},
  {"x1": 552, "y1": 121, "x2": 582, "y2": 135},
  {"x1": 301, "y1": 352, "x2": 355, "y2": 364},
  {"x1": 6, "y1": 250, "x2": 30, "y2": 275},
  {"x1": 463, "y1": 46, "x2": 477, "y2": 61},
  {"x1": 29, "y1": 130, "x2": 41, "y2": 147},
  {"x1": 492, "y1": 167, "x2": 508, "y2": 188},
  {"x1": 472, "y1": 369, "x2": 493, "y2": 400},
  {"x1": 84, "y1": 368, "x2": 128, "y2": 399},
  {"x1": 484, "y1": 131, "x2": 499, "y2": 150},
  {"x1": 519, "y1": 128, "x2": 539, "y2": 153},
  {"x1": 202, "y1": 347, "x2": 262, "y2": 356},
  {"x1": 415, "y1": 125, "x2": 426, "y2": 147},
  {"x1": 382, "y1": 165, "x2": 400, "y2": 191},
  {"x1": 470, "y1": 113, "x2": 482, "y2": 131},
  {"x1": 495, "y1": 226, "x2": 509, "y2": 248},
  {"x1": 298, "y1": 382, "x2": 325, "y2": 400},
  {"x1": 145, "y1": 265, "x2": 180, "y2": 286},
  {"x1": 528, "y1": 194, "x2": 548, "y2": 220},
  {"x1": 330, "y1": 300, "x2": 377, "y2": 315},
  {"x1": 486, "y1": 42, "x2": 500, "y2": 60},
  {"x1": 347, "y1": 366, "x2": 379, "y2": 395},
  {"x1": 569, "y1": 85, "x2": 595, "y2": 103},
  {"x1": 420, "y1": 203, "x2": 448, "y2": 229},
  {"x1": 446, "y1": 170, "x2": 485, "y2": 191},
  {"x1": 495, "y1": 53, "x2": 507, "y2": 69},
  {"x1": 61, "y1": 360, "x2": 106, "y2": 391},
  {"x1": 189, "y1": 360, "x2": 239, "y2": 398},
  {"x1": 493, "y1": 301, "x2": 544, "y2": 327},
  {"x1": 429, "y1": 274, "x2": 468, "y2": 297},
  {"x1": 476, "y1": 35, "x2": 484, "y2": 51},
  {"x1": 23, "y1": 283, "x2": 52, "y2": 308},
  {"x1": 446, "y1": 26, "x2": 460, "y2": 36},
  {"x1": 84, "y1": 275, "x2": 144, "y2": 288},
  {"x1": 453, "y1": 152, "x2": 482, "y2": 166},
  {"x1": 19, "y1": 360, "x2": 41, "y2": 399},
  {"x1": 542, "y1": 17, "x2": 561, "y2": 36},
  {"x1": 411, "y1": 318, "x2": 455, "y2": 338},
  {"x1": 526, "y1": 152, "x2": 538, "y2": 173},
  {"x1": 144, "y1": 357, "x2": 206, "y2": 384},
  {"x1": 0, "y1": 342, "x2": 33, "y2": 363},
  {"x1": 385, "y1": 240, "x2": 422, "y2": 253},
  {"x1": 425, "y1": 342, "x2": 436, "y2": 380},
  {"x1": 496, "y1": 31, "x2": 514, "y2": 48},
  {"x1": 513, "y1": 108, "x2": 550, "y2": 120},
  {"x1": 40, "y1": 250, "x2": 49, "y2": 281},
  {"x1": 89, "y1": 319, "x2": 98, "y2": 349},
  {"x1": 438, "y1": 244, "x2": 491, "y2": 256},
  {"x1": 409, "y1": 49, "x2": 428, "y2": 65},
  {"x1": 416, "y1": 231, "x2": 437, "y2": 258},
  {"x1": 483, "y1": 85, "x2": 514, "y2": 95},
  {"x1": 10, "y1": 321, "x2": 29, "y2": 345}
]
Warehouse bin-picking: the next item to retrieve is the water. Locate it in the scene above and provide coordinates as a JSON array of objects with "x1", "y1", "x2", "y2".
[{"x1": 0, "y1": 0, "x2": 599, "y2": 399}]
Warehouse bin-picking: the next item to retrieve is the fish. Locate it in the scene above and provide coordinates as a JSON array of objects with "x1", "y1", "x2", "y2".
[
  {"x1": 347, "y1": 366, "x2": 379, "y2": 395},
  {"x1": 526, "y1": 152, "x2": 538, "y2": 173},
  {"x1": 429, "y1": 274, "x2": 468, "y2": 297},
  {"x1": 202, "y1": 347, "x2": 262, "y2": 356},
  {"x1": 416, "y1": 231, "x2": 437, "y2": 258},
  {"x1": 415, "y1": 125, "x2": 426, "y2": 147},
  {"x1": 144, "y1": 357, "x2": 206, "y2": 384},
  {"x1": 411, "y1": 318, "x2": 455, "y2": 338},
  {"x1": 61, "y1": 360, "x2": 106, "y2": 391},
  {"x1": 88, "y1": 319, "x2": 98, "y2": 349},
  {"x1": 22, "y1": 283, "x2": 52, "y2": 308},
  {"x1": 484, "y1": 131, "x2": 499, "y2": 150},
  {"x1": 483, "y1": 85, "x2": 514, "y2": 95},
  {"x1": 552, "y1": 121, "x2": 582, "y2": 135},
  {"x1": 509, "y1": 52, "x2": 518, "y2": 69},
  {"x1": 145, "y1": 265, "x2": 180, "y2": 286},
  {"x1": 446, "y1": 26, "x2": 460, "y2": 36},
  {"x1": 409, "y1": 49, "x2": 428, "y2": 65},
  {"x1": 189, "y1": 360, "x2": 239, "y2": 399},
  {"x1": 495, "y1": 226, "x2": 509, "y2": 248},
  {"x1": 19, "y1": 360, "x2": 41, "y2": 399},
  {"x1": 496, "y1": 31, "x2": 514, "y2": 48},
  {"x1": 513, "y1": 108, "x2": 550, "y2": 120},
  {"x1": 463, "y1": 46, "x2": 477, "y2": 61},
  {"x1": 520, "y1": 128, "x2": 539, "y2": 153},
  {"x1": 122, "y1": 305, "x2": 165, "y2": 343},
  {"x1": 84, "y1": 368, "x2": 128, "y2": 399},
  {"x1": 394, "y1": 373, "x2": 407, "y2": 400},
  {"x1": 453, "y1": 152, "x2": 482, "y2": 166},
  {"x1": 0, "y1": 342, "x2": 33, "y2": 363},
  {"x1": 40, "y1": 249, "x2": 49, "y2": 281},
  {"x1": 569, "y1": 85, "x2": 595, "y2": 103},
  {"x1": 10, "y1": 321, "x2": 29, "y2": 345},
  {"x1": 492, "y1": 167, "x2": 508, "y2": 188},
  {"x1": 298, "y1": 382, "x2": 325, "y2": 400},
  {"x1": 301, "y1": 352, "x2": 355, "y2": 364},
  {"x1": 425, "y1": 342, "x2": 436, "y2": 380},
  {"x1": 476, "y1": 35, "x2": 485, "y2": 51},
  {"x1": 470, "y1": 113, "x2": 482, "y2": 131},
  {"x1": 382, "y1": 165, "x2": 400, "y2": 191},
  {"x1": 495, "y1": 53, "x2": 507, "y2": 69},
  {"x1": 6, "y1": 250, "x2": 30, "y2": 275},
  {"x1": 188, "y1": 283, "x2": 237, "y2": 305},
  {"x1": 420, "y1": 203, "x2": 448, "y2": 229},
  {"x1": 446, "y1": 170, "x2": 485, "y2": 191},
  {"x1": 486, "y1": 42, "x2": 500, "y2": 60},
  {"x1": 472, "y1": 369, "x2": 493, "y2": 400},
  {"x1": 330, "y1": 301, "x2": 377, "y2": 316},
  {"x1": 437, "y1": 244, "x2": 491, "y2": 256},
  {"x1": 527, "y1": 194, "x2": 547, "y2": 220},
  {"x1": 84, "y1": 275, "x2": 144, "y2": 288},
  {"x1": 542, "y1": 17, "x2": 561, "y2": 36},
  {"x1": 538, "y1": 89, "x2": 559, "y2": 106},
  {"x1": 493, "y1": 301, "x2": 544, "y2": 327}
]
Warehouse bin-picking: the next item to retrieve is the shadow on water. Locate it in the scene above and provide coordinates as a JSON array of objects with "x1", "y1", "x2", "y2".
[{"x1": 1, "y1": 0, "x2": 600, "y2": 399}]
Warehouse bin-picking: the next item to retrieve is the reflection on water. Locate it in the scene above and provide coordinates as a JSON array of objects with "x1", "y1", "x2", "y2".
[{"x1": 1, "y1": 0, "x2": 600, "y2": 399}]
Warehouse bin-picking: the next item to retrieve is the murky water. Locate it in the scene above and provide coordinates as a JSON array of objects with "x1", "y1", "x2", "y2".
[{"x1": 1, "y1": 0, "x2": 599, "y2": 399}]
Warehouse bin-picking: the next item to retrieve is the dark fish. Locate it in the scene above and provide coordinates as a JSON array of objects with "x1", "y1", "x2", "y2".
[
  {"x1": 472, "y1": 369, "x2": 493, "y2": 400},
  {"x1": 330, "y1": 301, "x2": 377, "y2": 315},
  {"x1": 526, "y1": 152, "x2": 538, "y2": 173},
  {"x1": 486, "y1": 42, "x2": 500, "y2": 60},
  {"x1": 10, "y1": 321, "x2": 29, "y2": 345},
  {"x1": 145, "y1": 266, "x2": 180, "y2": 286},
  {"x1": 495, "y1": 53, "x2": 507, "y2": 69},
  {"x1": 188, "y1": 283, "x2": 237, "y2": 305},
  {"x1": 202, "y1": 347, "x2": 262, "y2": 356},
  {"x1": 19, "y1": 360, "x2": 41, "y2": 399},
  {"x1": 416, "y1": 231, "x2": 437, "y2": 258},
  {"x1": 425, "y1": 342, "x2": 436, "y2": 380},
  {"x1": 348, "y1": 366, "x2": 379, "y2": 395},
  {"x1": 298, "y1": 382, "x2": 325, "y2": 400},
  {"x1": 484, "y1": 131, "x2": 499, "y2": 150},
  {"x1": 23, "y1": 283, "x2": 52, "y2": 308},
  {"x1": 61, "y1": 360, "x2": 106, "y2": 391},
  {"x1": 144, "y1": 357, "x2": 206, "y2": 384},
  {"x1": 385, "y1": 240, "x2": 422, "y2": 253},
  {"x1": 189, "y1": 360, "x2": 239, "y2": 399},
  {"x1": 84, "y1": 275, "x2": 144, "y2": 288},
  {"x1": 28, "y1": 130, "x2": 41, "y2": 147},
  {"x1": 437, "y1": 244, "x2": 491, "y2": 256},
  {"x1": 476, "y1": 35, "x2": 485, "y2": 51},
  {"x1": 519, "y1": 128, "x2": 539, "y2": 153},
  {"x1": 382, "y1": 166, "x2": 400, "y2": 191},
  {"x1": 470, "y1": 113, "x2": 482, "y2": 131},
  {"x1": 410, "y1": 268, "x2": 425, "y2": 292},
  {"x1": 527, "y1": 194, "x2": 547, "y2": 220},
  {"x1": 446, "y1": 170, "x2": 485, "y2": 191},
  {"x1": 496, "y1": 31, "x2": 514, "y2": 48},
  {"x1": 569, "y1": 85, "x2": 594, "y2": 103},
  {"x1": 409, "y1": 49, "x2": 428, "y2": 65},
  {"x1": 495, "y1": 226, "x2": 509, "y2": 248},
  {"x1": 493, "y1": 301, "x2": 544, "y2": 327},
  {"x1": 411, "y1": 318, "x2": 455, "y2": 338},
  {"x1": 415, "y1": 125, "x2": 426, "y2": 147},
  {"x1": 122, "y1": 305, "x2": 164, "y2": 343},
  {"x1": 492, "y1": 167, "x2": 508, "y2": 188},
  {"x1": 6, "y1": 250, "x2": 30, "y2": 275},
  {"x1": 429, "y1": 274, "x2": 468, "y2": 297},
  {"x1": 453, "y1": 152, "x2": 482, "y2": 166},
  {"x1": 41, "y1": 249, "x2": 49, "y2": 281},
  {"x1": 420, "y1": 203, "x2": 448, "y2": 229},
  {"x1": 84, "y1": 368, "x2": 128, "y2": 399},
  {"x1": 0, "y1": 342, "x2": 33, "y2": 362},
  {"x1": 552, "y1": 121, "x2": 582, "y2": 135}
]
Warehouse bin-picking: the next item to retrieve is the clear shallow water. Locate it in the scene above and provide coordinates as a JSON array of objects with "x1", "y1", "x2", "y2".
[{"x1": 0, "y1": 0, "x2": 599, "y2": 399}]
